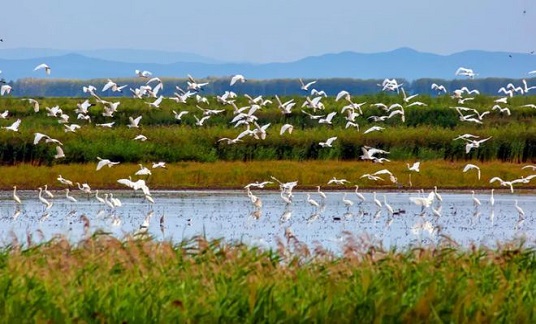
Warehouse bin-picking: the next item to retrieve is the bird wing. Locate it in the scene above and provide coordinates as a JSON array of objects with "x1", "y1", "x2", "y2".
[
  {"x1": 326, "y1": 137, "x2": 337, "y2": 145},
  {"x1": 102, "y1": 80, "x2": 115, "y2": 92},
  {"x1": 335, "y1": 90, "x2": 350, "y2": 102},
  {"x1": 55, "y1": 146, "x2": 65, "y2": 158},
  {"x1": 489, "y1": 177, "x2": 504, "y2": 184},
  {"x1": 33, "y1": 132, "x2": 48, "y2": 145},
  {"x1": 10, "y1": 119, "x2": 21, "y2": 130},
  {"x1": 34, "y1": 63, "x2": 49, "y2": 71},
  {"x1": 96, "y1": 159, "x2": 109, "y2": 171},
  {"x1": 326, "y1": 111, "x2": 337, "y2": 122}
]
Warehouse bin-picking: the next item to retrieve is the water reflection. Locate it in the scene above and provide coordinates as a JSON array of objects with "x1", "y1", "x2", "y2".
[{"x1": 0, "y1": 190, "x2": 535, "y2": 252}]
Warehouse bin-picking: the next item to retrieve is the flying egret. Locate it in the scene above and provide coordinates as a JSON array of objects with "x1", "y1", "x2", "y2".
[
  {"x1": 57, "y1": 175, "x2": 73, "y2": 186},
  {"x1": 407, "y1": 161, "x2": 420, "y2": 172},
  {"x1": 363, "y1": 126, "x2": 385, "y2": 134},
  {"x1": 319, "y1": 136, "x2": 337, "y2": 148},
  {"x1": 135, "y1": 70, "x2": 152, "y2": 78},
  {"x1": 230, "y1": 74, "x2": 246, "y2": 86},
  {"x1": 2, "y1": 119, "x2": 21, "y2": 132},
  {"x1": 152, "y1": 161, "x2": 167, "y2": 169},
  {"x1": 328, "y1": 177, "x2": 350, "y2": 185},
  {"x1": 280, "y1": 124, "x2": 294, "y2": 135},
  {"x1": 34, "y1": 63, "x2": 51, "y2": 75},
  {"x1": 299, "y1": 78, "x2": 317, "y2": 91},
  {"x1": 127, "y1": 116, "x2": 142, "y2": 128},
  {"x1": 96, "y1": 157, "x2": 120, "y2": 171},
  {"x1": 463, "y1": 163, "x2": 481, "y2": 180},
  {"x1": 54, "y1": 146, "x2": 65, "y2": 159}
]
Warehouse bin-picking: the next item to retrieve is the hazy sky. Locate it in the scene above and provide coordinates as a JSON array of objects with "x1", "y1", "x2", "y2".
[{"x1": 1, "y1": 0, "x2": 535, "y2": 62}]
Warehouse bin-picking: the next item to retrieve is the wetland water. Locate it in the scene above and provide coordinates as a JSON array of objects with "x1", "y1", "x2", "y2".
[{"x1": 0, "y1": 189, "x2": 535, "y2": 252}]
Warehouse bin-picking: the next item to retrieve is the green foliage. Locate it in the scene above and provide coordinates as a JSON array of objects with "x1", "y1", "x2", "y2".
[
  {"x1": 1, "y1": 95, "x2": 536, "y2": 165},
  {"x1": 0, "y1": 235, "x2": 535, "y2": 322}
]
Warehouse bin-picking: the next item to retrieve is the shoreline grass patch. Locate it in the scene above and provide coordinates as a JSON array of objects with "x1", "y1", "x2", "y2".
[{"x1": 0, "y1": 231, "x2": 534, "y2": 322}]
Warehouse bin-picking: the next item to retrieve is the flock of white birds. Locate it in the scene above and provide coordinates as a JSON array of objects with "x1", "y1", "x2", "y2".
[{"x1": 1, "y1": 62, "x2": 536, "y2": 219}]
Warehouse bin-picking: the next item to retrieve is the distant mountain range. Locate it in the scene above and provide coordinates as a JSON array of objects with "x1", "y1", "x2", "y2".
[{"x1": 0, "y1": 47, "x2": 535, "y2": 81}]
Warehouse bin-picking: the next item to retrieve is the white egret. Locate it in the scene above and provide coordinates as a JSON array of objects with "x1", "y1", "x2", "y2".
[
  {"x1": 103, "y1": 194, "x2": 115, "y2": 210},
  {"x1": 34, "y1": 63, "x2": 51, "y2": 75},
  {"x1": 2, "y1": 119, "x2": 21, "y2": 132},
  {"x1": 307, "y1": 193, "x2": 320, "y2": 209},
  {"x1": 299, "y1": 78, "x2": 317, "y2": 91},
  {"x1": 57, "y1": 175, "x2": 73, "y2": 186},
  {"x1": 109, "y1": 193, "x2": 122, "y2": 207},
  {"x1": 373, "y1": 192, "x2": 382, "y2": 209},
  {"x1": 65, "y1": 188, "x2": 77, "y2": 203},
  {"x1": 43, "y1": 185, "x2": 54, "y2": 198},
  {"x1": 407, "y1": 161, "x2": 420, "y2": 172},
  {"x1": 342, "y1": 193, "x2": 354, "y2": 210},
  {"x1": 471, "y1": 191, "x2": 481, "y2": 206},
  {"x1": 127, "y1": 116, "x2": 142, "y2": 128},
  {"x1": 94, "y1": 190, "x2": 106, "y2": 204},
  {"x1": 54, "y1": 146, "x2": 65, "y2": 159},
  {"x1": 230, "y1": 74, "x2": 246, "y2": 86},
  {"x1": 280, "y1": 124, "x2": 294, "y2": 135},
  {"x1": 354, "y1": 185, "x2": 366, "y2": 203},
  {"x1": 316, "y1": 186, "x2": 327, "y2": 200},
  {"x1": 515, "y1": 200, "x2": 525, "y2": 218},
  {"x1": 134, "y1": 134, "x2": 148, "y2": 141},
  {"x1": 135, "y1": 164, "x2": 152, "y2": 176},
  {"x1": 135, "y1": 70, "x2": 152, "y2": 78},
  {"x1": 328, "y1": 177, "x2": 350, "y2": 185},
  {"x1": 0, "y1": 84, "x2": 12, "y2": 96},
  {"x1": 383, "y1": 195, "x2": 394, "y2": 216},
  {"x1": 409, "y1": 191, "x2": 435, "y2": 211},
  {"x1": 244, "y1": 181, "x2": 273, "y2": 189},
  {"x1": 96, "y1": 157, "x2": 120, "y2": 171},
  {"x1": 319, "y1": 136, "x2": 337, "y2": 148},
  {"x1": 433, "y1": 186, "x2": 443, "y2": 202},
  {"x1": 77, "y1": 182, "x2": 92, "y2": 194},
  {"x1": 463, "y1": 163, "x2": 481, "y2": 180},
  {"x1": 37, "y1": 187, "x2": 53, "y2": 210},
  {"x1": 363, "y1": 126, "x2": 385, "y2": 134},
  {"x1": 318, "y1": 112, "x2": 337, "y2": 125},
  {"x1": 152, "y1": 161, "x2": 167, "y2": 169},
  {"x1": 13, "y1": 186, "x2": 22, "y2": 205}
]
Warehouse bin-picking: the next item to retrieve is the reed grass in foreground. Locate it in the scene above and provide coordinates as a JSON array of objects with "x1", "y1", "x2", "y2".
[
  {"x1": 0, "y1": 231, "x2": 535, "y2": 322},
  {"x1": 0, "y1": 160, "x2": 534, "y2": 191}
]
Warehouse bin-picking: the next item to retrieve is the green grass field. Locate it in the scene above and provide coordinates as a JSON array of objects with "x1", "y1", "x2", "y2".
[{"x1": 0, "y1": 233, "x2": 534, "y2": 322}]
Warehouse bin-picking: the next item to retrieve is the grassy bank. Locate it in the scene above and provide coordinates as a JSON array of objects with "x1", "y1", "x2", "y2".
[
  {"x1": 1, "y1": 96, "x2": 536, "y2": 165},
  {"x1": 0, "y1": 160, "x2": 534, "y2": 191},
  {"x1": 0, "y1": 233, "x2": 534, "y2": 322}
]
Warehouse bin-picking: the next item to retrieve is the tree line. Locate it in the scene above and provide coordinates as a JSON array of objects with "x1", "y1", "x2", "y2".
[{"x1": 3, "y1": 77, "x2": 536, "y2": 98}]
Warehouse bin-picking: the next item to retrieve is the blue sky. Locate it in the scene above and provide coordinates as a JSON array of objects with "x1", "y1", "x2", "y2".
[{"x1": 1, "y1": 0, "x2": 535, "y2": 63}]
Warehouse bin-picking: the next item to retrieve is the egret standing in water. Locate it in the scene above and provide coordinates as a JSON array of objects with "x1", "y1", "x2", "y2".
[{"x1": 13, "y1": 186, "x2": 22, "y2": 205}]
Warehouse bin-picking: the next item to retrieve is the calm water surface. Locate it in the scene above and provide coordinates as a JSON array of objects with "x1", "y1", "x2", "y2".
[{"x1": 0, "y1": 189, "x2": 535, "y2": 252}]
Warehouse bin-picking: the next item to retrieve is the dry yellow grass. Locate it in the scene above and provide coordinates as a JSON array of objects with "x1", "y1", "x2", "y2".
[{"x1": 0, "y1": 160, "x2": 533, "y2": 191}]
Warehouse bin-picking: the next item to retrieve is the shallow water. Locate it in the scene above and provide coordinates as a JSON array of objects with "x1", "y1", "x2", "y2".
[{"x1": 0, "y1": 189, "x2": 534, "y2": 252}]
